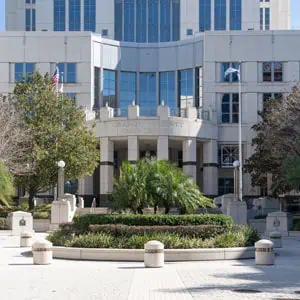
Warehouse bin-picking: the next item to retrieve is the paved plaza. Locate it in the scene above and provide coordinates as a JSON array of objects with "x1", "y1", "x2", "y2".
[{"x1": 1, "y1": 232, "x2": 300, "y2": 300}]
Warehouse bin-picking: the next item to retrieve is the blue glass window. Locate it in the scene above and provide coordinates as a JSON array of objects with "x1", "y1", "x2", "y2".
[
  {"x1": 139, "y1": 73, "x2": 156, "y2": 116},
  {"x1": 32, "y1": 9, "x2": 36, "y2": 31},
  {"x1": 120, "y1": 72, "x2": 136, "y2": 116},
  {"x1": 54, "y1": 0, "x2": 66, "y2": 31},
  {"x1": 136, "y1": 0, "x2": 147, "y2": 42},
  {"x1": 172, "y1": 0, "x2": 180, "y2": 41},
  {"x1": 69, "y1": 0, "x2": 81, "y2": 31},
  {"x1": 160, "y1": 71, "x2": 175, "y2": 115},
  {"x1": 265, "y1": 8, "x2": 270, "y2": 30},
  {"x1": 15, "y1": 63, "x2": 35, "y2": 82},
  {"x1": 214, "y1": 0, "x2": 226, "y2": 30},
  {"x1": 221, "y1": 93, "x2": 239, "y2": 123},
  {"x1": 26, "y1": 9, "x2": 31, "y2": 31},
  {"x1": 160, "y1": 0, "x2": 171, "y2": 42},
  {"x1": 148, "y1": 0, "x2": 159, "y2": 43},
  {"x1": 124, "y1": 0, "x2": 135, "y2": 42},
  {"x1": 57, "y1": 63, "x2": 76, "y2": 83},
  {"x1": 94, "y1": 67, "x2": 100, "y2": 108},
  {"x1": 230, "y1": 0, "x2": 241, "y2": 30},
  {"x1": 221, "y1": 62, "x2": 240, "y2": 82},
  {"x1": 115, "y1": 0, "x2": 123, "y2": 40},
  {"x1": 199, "y1": 0, "x2": 211, "y2": 32},
  {"x1": 178, "y1": 69, "x2": 193, "y2": 109},
  {"x1": 103, "y1": 70, "x2": 117, "y2": 108},
  {"x1": 84, "y1": 0, "x2": 96, "y2": 32},
  {"x1": 260, "y1": 8, "x2": 263, "y2": 30}
]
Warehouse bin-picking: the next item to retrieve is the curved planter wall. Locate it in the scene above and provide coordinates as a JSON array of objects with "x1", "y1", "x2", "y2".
[{"x1": 53, "y1": 246, "x2": 255, "y2": 261}]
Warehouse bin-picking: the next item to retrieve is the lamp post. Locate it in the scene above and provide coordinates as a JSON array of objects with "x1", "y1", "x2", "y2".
[
  {"x1": 233, "y1": 160, "x2": 240, "y2": 201},
  {"x1": 238, "y1": 61, "x2": 243, "y2": 202},
  {"x1": 57, "y1": 160, "x2": 65, "y2": 200}
]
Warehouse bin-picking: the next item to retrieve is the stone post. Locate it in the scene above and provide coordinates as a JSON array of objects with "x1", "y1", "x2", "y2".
[
  {"x1": 57, "y1": 165, "x2": 65, "y2": 200},
  {"x1": 157, "y1": 136, "x2": 169, "y2": 161},
  {"x1": 128, "y1": 136, "x2": 139, "y2": 164},
  {"x1": 182, "y1": 138, "x2": 197, "y2": 182}
]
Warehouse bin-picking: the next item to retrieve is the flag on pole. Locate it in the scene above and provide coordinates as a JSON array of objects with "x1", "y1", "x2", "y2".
[
  {"x1": 52, "y1": 66, "x2": 60, "y2": 85},
  {"x1": 224, "y1": 67, "x2": 240, "y2": 80}
]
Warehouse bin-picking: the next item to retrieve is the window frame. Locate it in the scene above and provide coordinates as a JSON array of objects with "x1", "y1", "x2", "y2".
[
  {"x1": 262, "y1": 61, "x2": 283, "y2": 82},
  {"x1": 219, "y1": 145, "x2": 239, "y2": 168},
  {"x1": 221, "y1": 93, "x2": 239, "y2": 124}
]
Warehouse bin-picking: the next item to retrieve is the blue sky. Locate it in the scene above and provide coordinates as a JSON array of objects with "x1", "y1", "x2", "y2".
[{"x1": 0, "y1": 0, "x2": 300, "y2": 31}]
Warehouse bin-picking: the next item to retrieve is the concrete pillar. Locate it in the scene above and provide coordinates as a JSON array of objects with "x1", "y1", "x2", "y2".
[
  {"x1": 157, "y1": 136, "x2": 169, "y2": 161},
  {"x1": 182, "y1": 138, "x2": 197, "y2": 182},
  {"x1": 203, "y1": 140, "x2": 219, "y2": 196},
  {"x1": 128, "y1": 136, "x2": 139, "y2": 163},
  {"x1": 100, "y1": 138, "x2": 114, "y2": 197}
]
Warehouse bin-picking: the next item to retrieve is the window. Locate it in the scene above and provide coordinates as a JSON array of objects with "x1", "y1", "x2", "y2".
[
  {"x1": 186, "y1": 29, "x2": 193, "y2": 36},
  {"x1": 218, "y1": 178, "x2": 234, "y2": 195},
  {"x1": 260, "y1": 8, "x2": 263, "y2": 30},
  {"x1": 214, "y1": 0, "x2": 226, "y2": 31},
  {"x1": 54, "y1": 0, "x2": 66, "y2": 31},
  {"x1": 178, "y1": 69, "x2": 193, "y2": 110},
  {"x1": 94, "y1": 67, "x2": 100, "y2": 109},
  {"x1": 26, "y1": 8, "x2": 36, "y2": 31},
  {"x1": 114, "y1": 0, "x2": 123, "y2": 40},
  {"x1": 160, "y1": 0, "x2": 171, "y2": 42},
  {"x1": 57, "y1": 63, "x2": 77, "y2": 83},
  {"x1": 120, "y1": 72, "x2": 136, "y2": 116},
  {"x1": 219, "y1": 145, "x2": 239, "y2": 167},
  {"x1": 199, "y1": 0, "x2": 211, "y2": 32},
  {"x1": 160, "y1": 71, "x2": 175, "y2": 115},
  {"x1": 103, "y1": 70, "x2": 117, "y2": 108},
  {"x1": 265, "y1": 7, "x2": 270, "y2": 30},
  {"x1": 148, "y1": 0, "x2": 159, "y2": 42},
  {"x1": 172, "y1": 0, "x2": 180, "y2": 41},
  {"x1": 139, "y1": 73, "x2": 156, "y2": 116},
  {"x1": 102, "y1": 29, "x2": 108, "y2": 37},
  {"x1": 263, "y1": 93, "x2": 282, "y2": 112},
  {"x1": 263, "y1": 62, "x2": 283, "y2": 82},
  {"x1": 221, "y1": 93, "x2": 239, "y2": 123},
  {"x1": 124, "y1": 0, "x2": 135, "y2": 42},
  {"x1": 84, "y1": 0, "x2": 96, "y2": 32},
  {"x1": 136, "y1": 0, "x2": 147, "y2": 42},
  {"x1": 230, "y1": 0, "x2": 241, "y2": 30},
  {"x1": 14, "y1": 63, "x2": 35, "y2": 82},
  {"x1": 26, "y1": 9, "x2": 31, "y2": 31},
  {"x1": 195, "y1": 67, "x2": 203, "y2": 108},
  {"x1": 69, "y1": 0, "x2": 81, "y2": 31},
  {"x1": 221, "y1": 62, "x2": 240, "y2": 82}
]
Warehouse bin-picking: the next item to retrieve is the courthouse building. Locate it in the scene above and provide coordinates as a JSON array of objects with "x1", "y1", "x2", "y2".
[{"x1": 1, "y1": 0, "x2": 295, "y2": 205}]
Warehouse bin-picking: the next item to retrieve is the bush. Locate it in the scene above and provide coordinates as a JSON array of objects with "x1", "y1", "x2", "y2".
[
  {"x1": 32, "y1": 211, "x2": 50, "y2": 219},
  {"x1": 73, "y1": 214, "x2": 233, "y2": 234},
  {"x1": 214, "y1": 232, "x2": 246, "y2": 248},
  {"x1": 231, "y1": 225, "x2": 260, "y2": 247},
  {"x1": 0, "y1": 218, "x2": 7, "y2": 230},
  {"x1": 89, "y1": 224, "x2": 227, "y2": 240},
  {"x1": 47, "y1": 230, "x2": 73, "y2": 247},
  {"x1": 0, "y1": 203, "x2": 51, "y2": 218}
]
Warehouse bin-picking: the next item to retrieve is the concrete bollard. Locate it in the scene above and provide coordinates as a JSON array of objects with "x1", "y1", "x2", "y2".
[
  {"x1": 32, "y1": 240, "x2": 53, "y2": 265},
  {"x1": 144, "y1": 241, "x2": 164, "y2": 268},
  {"x1": 78, "y1": 197, "x2": 84, "y2": 209},
  {"x1": 270, "y1": 231, "x2": 282, "y2": 248},
  {"x1": 20, "y1": 231, "x2": 33, "y2": 247},
  {"x1": 255, "y1": 239, "x2": 275, "y2": 265}
]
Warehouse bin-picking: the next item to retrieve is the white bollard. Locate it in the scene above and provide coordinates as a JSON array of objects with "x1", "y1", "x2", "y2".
[
  {"x1": 32, "y1": 240, "x2": 53, "y2": 265},
  {"x1": 144, "y1": 241, "x2": 164, "y2": 268},
  {"x1": 20, "y1": 231, "x2": 33, "y2": 247},
  {"x1": 255, "y1": 239, "x2": 275, "y2": 265},
  {"x1": 270, "y1": 231, "x2": 282, "y2": 248},
  {"x1": 78, "y1": 197, "x2": 84, "y2": 209}
]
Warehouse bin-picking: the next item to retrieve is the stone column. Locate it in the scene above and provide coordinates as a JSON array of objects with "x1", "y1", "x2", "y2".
[
  {"x1": 203, "y1": 140, "x2": 219, "y2": 196},
  {"x1": 157, "y1": 136, "x2": 169, "y2": 161},
  {"x1": 183, "y1": 138, "x2": 197, "y2": 182},
  {"x1": 100, "y1": 138, "x2": 114, "y2": 201},
  {"x1": 128, "y1": 136, "x2": 139, "y2": 163}
]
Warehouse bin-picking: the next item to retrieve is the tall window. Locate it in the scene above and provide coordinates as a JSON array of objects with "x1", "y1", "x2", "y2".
[
  {"x1": 115, "y1": 0, "x2": 123, "y2": 40},
  {"x1": 265, "y1": 7, "x2": 270, "y2": 30},
  {"x1": 136, "y1": 0, "x2": 147, "y2": 42},
  {"x1": 14, "y1": 63, "x2": 35, "y2": 82},
  {"x1": 160, "y1": 0, "x2": 171, "y2": 42},
  {"x1": 94, "y1": 67, "x2": 100, "y2": 108},
  {"x1": 178, "y1": 69, "x2": 193, "y2": 109},
  {"x1": 221, "y1": 62, "x2": 240, "y2": 82},
  {"x1": 120, "y1": 72, "x2": 136, "y2": 116},
  {"x1": 103, "y1": 70, "x2": 117, "y2": 108},
  {"x1": 214, "y1": 0, "x2": 226, "y2": 30},
  {"x1": 54, "y1": 0, "x2": 66, "y2": 31},
  {"x1": 69, "y1": 0, "x2": 81, "y2": 31},
  {"x1": 172, "y1": 0, "x2": 180, "y2": 41},
  {"x1": 219, "y1": 145, "x2": 239, "y2": 167},
  {"x1": 199, "y1": 0, "x2": 211, "y2": 32},
  {"x1": 57, "y1": 63, "x2": 77, "y2": 83},
  {"x1": 139, "y1": 73, "x2": 156, "y2": 116},
  {"x1": 84, "y1": 0, "x2": 96, "y2": 32},
  {"x1": 195, "y1": 67, "x2": 203, "y2": 108},
  {"x1": 25, "y1": 8, "x2": 36, "y2": 31},
  {"x1": 221, "y1": 93, "x2": 239, "y2": 123},
  {"x1": 160, "y1": 71, "x2": 175, "y2": 115},
  {"x1": 148, "y1": 0, "x2": 159, "y2": 42},
  {"x1": 230, "y1": 0, "x2": 241, "y2": 30},
  {"x1": 218, "y1": 178, "x2": 234, "y2": 195},
  {"x1": 124, "y1": 0, "x2": 135, "y2": 42},
  {"x1": 260, "y1": 8, "x2": 263, "y2": 30},
  {"x1": 262, "y1": 62, "x2": 283, "y2": 82}
]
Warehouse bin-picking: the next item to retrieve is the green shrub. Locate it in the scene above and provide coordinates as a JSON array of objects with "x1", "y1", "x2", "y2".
[
  {"x1": 32, "y1": 211, "x2": 50, "y2": 219},
  {"x1": 0, "y1": 218, "x2": 7, "y2": 230},
  {"x1": 89, "y1": 224, "x2": 227, "y2": 240},
  {"x1": 73, "y1": 214, "x2": 233, "y2": 233},
  {"x1": 231, "y1": 225, "x2": 260, "y2": 247},
  {"x1": 214, "y1": 232, "x2": 246, "y2": 248},
  {"x1": 47, "y1": 231, "x2": 74, "y2": 247}
]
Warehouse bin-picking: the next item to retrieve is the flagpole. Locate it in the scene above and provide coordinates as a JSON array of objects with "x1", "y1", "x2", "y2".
[{"x1": 238, "y1": 61, "x2": 243, "y2": 202}]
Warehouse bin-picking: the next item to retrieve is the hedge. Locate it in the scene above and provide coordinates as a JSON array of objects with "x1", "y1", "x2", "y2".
[
  {"x1": 0, "y1": 218, "x2": 8, "y2": 230},
  {"x1": 72, "y1": 214, "x2": 233, "y2": 233},
  {"x1": 89, "y1": 224, "x2": 227, "y2": 240}
]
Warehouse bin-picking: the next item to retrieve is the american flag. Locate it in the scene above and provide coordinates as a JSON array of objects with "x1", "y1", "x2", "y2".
[{"x1": 52, "y1": 66, "x2": 59, "y2": 85}]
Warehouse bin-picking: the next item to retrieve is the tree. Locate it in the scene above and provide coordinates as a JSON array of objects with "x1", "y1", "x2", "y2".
[
  {"x1": 13, "y1": 72, "x2": 99, "y2": 209},
  {"x1": 0, "y1": 95, "x2": 32, "y2": 175},
  {"x1": 0, "y1": 162, "x2": 15, "y2": 207},
  {"x1": 246, "y1": 86, "x2": 300, "y2": 195}
]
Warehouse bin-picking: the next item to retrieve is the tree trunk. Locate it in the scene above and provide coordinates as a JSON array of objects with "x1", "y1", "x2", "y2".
[
  {"x1": 28, "y1": 187, "x2": 36, "y2": 210},
  {"x1": 164, "y1": 205, "x2": 170, "y2": 215},
  {"x1": 154, "y1": 204, "x2": 157, "y2": 214}
]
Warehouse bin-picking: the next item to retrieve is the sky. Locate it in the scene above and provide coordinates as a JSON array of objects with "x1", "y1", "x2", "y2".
[{"x1": 0, "y1": 0, "x2": 300, "y2": 31}]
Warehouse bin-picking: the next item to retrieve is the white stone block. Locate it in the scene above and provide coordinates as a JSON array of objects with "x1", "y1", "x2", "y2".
[
  {"x1": 64, "y1": 193, "x2": 76, "y2": 211},
  {"x1": 20, "y1": 231, "x2": 33, "y2": 247},
  {"x1": 51, "y1": 199, "x2": 72, "y2": 226},
  {"x1": 270, "y1": 231, "x2": 282, "y2": 248},
  {"x1": 144, "y1": 241, "x2": 164, "y2": 268},
  {"x1": 157, "y1": 105, "x2": 170, "y2": 120},
  {"x1": 266, "y1": 211, "x2": 292, "y2": 236},
  {"x1": 255, "y1": 239, "x2": 275, "y2": 265},
  {"x1": 221, "y1": 194, "x2": 235, "y2": 214},
  {"x1": 128, "y1": 105, "x2": 140, "y2": 119},
  {"x1": 32, "y1": 240, "x2": 53, "y2": 265},
  {"x1": 226, "y1": 201, "x2": 248, "y2": 225},
  {"x1": 78, "y1": 197, "x2": 84, "y2": 208},
  {"x1": 8, "y1": 211, "x2": 33, "y2": 236}
]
